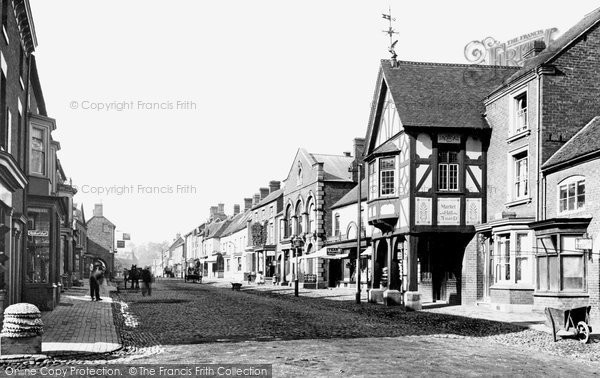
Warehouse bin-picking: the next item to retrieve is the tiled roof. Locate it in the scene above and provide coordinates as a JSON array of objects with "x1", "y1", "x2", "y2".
[
  {"x1": 310, "y1": 153, "x2": 355, "y2": 182},
  {"x1": 504, "y1": 7, "x2": 600, "y2": 84},
  {"x1": 331, "y1": 178, "x2": 367, "y2": 209},
  {"x1": 380, "y1": 60, "x2": 519, "y2": 129},
  {"x1": 168, "y1": 237, "x2": 184, "y2": 251},
  {"x1": 204, "y1": 220, "x2": 230, "y2": 239},
  {"x1": 543, "y1": 116, "x2": 600, "y2": 170},
  {"x1": 252, "y1": 188, "x2": 283, "y2": 210}
]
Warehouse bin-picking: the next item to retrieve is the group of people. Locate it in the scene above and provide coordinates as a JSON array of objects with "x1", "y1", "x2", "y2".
[{"x1": 89, "y1": 263, "x2": 154, "y2": 301}]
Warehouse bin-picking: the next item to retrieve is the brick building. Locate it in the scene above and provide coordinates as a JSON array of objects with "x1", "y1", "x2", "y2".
[
  {"x1": 474, "y1": 8, "x2": 600, "y2": 316},
  {"x1": 279, "y1": 141, "x2": 363, "y2": 289},
  {"x1": 86, "y1": 204, "x2": 116, "y2": 278},
  {"x1": 72, "y1": 204, "x2": 87, "y2": 283}
]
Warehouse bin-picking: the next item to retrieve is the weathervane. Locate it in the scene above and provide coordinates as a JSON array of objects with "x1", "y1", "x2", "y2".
[{"x1": 382, "y1": 7, "x2": 399, "y2": 62}]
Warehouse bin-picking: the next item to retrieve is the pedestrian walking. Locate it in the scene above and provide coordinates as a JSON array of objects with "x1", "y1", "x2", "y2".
[
  {"x1": 141, "y1": 266, "x2": 152, "y2": 296},
  {"x1": 89, "y1": 265, "x2": 104, "y2": 301}
]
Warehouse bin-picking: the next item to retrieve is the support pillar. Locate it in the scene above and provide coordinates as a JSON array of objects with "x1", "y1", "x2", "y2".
[
  {"x1": 368, "y1": 239, "x2": 385, "y2": 304},
  {"x1": 404, "y1": 235, "x2": 422, "y2": 311},
  {"x1": 383, "y1": 237, "x2": 402, "y2": 306}
]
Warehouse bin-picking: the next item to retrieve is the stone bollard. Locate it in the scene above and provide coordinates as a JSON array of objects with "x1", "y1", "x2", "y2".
[
  {"x1": 0, "y1": 303, "x2": 43, "y2": 355},
  {"x1": 404, "y1": 291, "x2": 422, "y2": 311}
]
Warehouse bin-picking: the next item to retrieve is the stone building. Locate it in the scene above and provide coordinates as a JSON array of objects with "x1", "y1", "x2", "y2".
[
  {"x1": 279, "y1": 141, "x2": 363, "y2": 289},
  {"x1": 86, "y1": 204, "x2": 116, "y2": 278}
]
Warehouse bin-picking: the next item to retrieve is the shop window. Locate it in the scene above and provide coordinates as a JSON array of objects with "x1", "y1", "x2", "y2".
[
  {"x1": 438, "y1": 150, "x2": 459, "y2": 191},
  {"x1": 494, "y1": 232, "x2": 532, "y2": 285},
  {"x1": 536, "y1": 234, "x2": 585, "y2": 292},
  {"x1": 558, "y1": 176, "x2": 585, "y2": 213},
  {"x1": 379, "y1": 157, "x2": 396, "y2": 196},
  {"x1": 26, "y1": 208, "x2": 51, "y2": 284}
]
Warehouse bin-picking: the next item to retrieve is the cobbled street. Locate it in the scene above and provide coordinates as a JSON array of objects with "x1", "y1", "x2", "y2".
[{"x1": 109, "y1": 280, "x2": 600, "y2": 377}]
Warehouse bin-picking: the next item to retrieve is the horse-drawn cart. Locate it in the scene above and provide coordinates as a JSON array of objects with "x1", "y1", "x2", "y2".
[
  {"x1": 184, "y1": 267, "x2": 202, "y2": 283},
  {"x1": 544, "y1": 306, "x2": 592, "y2": 344}
]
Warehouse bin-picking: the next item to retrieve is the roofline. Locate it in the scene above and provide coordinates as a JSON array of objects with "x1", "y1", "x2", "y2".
[
  {"x1": 542, "y1": 149, "x2": 600, "y2": 174},
  {"x1": 542, "y1": 116, "x2": 600, "y2": 172}
]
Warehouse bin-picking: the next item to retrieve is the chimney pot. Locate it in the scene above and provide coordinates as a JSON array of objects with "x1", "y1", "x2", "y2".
[
  {"x1": 233, "y1": 204, "x2": 240, "y2": 216},
  {"x1": 523, "y1": 40, "x2": 546, "y2": 60},
  {"x1": 93, "y1": 204, "x2": 103, "y2": 217},
  {"x1": 269, "y1": 180, "x2": 281, "y2": 193},
  {"x1": 259, "y1": 187, "x2": 269, "y2": 199},
  {"x1": 343, "y1": 151, "x2": 351, "y2": 157},
  {"x1": 218, "y1": 203, "x2": 225, "y2": 214},
  {"x1": 244, "y1": 198, "x2": 253, "y2": 211}
]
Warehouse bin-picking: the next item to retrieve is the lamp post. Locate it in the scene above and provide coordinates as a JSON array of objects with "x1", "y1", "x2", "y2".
[
  {"x1": 291, "y1": 236, "x2": 304, "y2": 297},
  {"x1": 349, "y1": 162, "x2": 363, "y2": 304}
]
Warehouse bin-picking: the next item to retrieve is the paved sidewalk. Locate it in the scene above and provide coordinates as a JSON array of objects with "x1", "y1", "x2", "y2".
[{"x1": 40, "y1": 282, "x2": 121, "y2": 355}]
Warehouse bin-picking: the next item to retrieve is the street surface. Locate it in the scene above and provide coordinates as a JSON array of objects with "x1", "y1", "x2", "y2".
[{"x1": 111, "y1": 280, "x2": 600, "y2": 377}]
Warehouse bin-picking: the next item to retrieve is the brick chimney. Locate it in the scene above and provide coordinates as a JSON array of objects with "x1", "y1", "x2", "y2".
[
  {"x1": 523, "y1": 40, "x2": 546, "y2": 60},
  {"x1": 218, "y1": 203, "x2": 225, "y2": 214},
  {"x1": 93, "y1": 204, "x2": 103, "y2": 217},
  {"x1": 259, "y1": 187, "x2": 269, "y2": 199},
  {"x1": 209, "y1": 206, "x2": 218, "y2": 219},
  {"x1": 253, "y1": 193, "x2": 260, "y2": 206},
  {"x1": 244, "y1": 198, "x2": 253, "y2": 211},
  {"x1": 353, "y1": 138, "x2": 366, "y2": 162},
  {"x1": 343, "y1": 152, "x2": 351, "y2": 157},
  {"x1": 233, "y1": 204, "x2": 240, "y2": 216},
  {"x1": 269, "y1": 180, "x2": 281, "y2": 193}
]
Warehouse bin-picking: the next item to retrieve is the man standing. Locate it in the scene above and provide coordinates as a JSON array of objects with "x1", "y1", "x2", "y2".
[
  {"x1": 141, "y1": 267, "x2": 152, "y2": 296},
  {"x1": 90, "y1": 265, "x2": 104, "y2": 301}
]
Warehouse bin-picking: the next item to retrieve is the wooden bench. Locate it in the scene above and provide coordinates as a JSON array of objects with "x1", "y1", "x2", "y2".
[{"x1": 231, "y1": 282, "x2": 243, "y2": 291}]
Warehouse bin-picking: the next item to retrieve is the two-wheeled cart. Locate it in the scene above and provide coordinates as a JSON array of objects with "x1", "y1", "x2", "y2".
[{"x1": 544, "y1": 306, "x2": 592, "y2": 344}]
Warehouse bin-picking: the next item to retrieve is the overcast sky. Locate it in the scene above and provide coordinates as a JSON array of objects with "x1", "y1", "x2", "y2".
[{"x1": 28, "y1": 0, "x2": 600, "y2": 244}]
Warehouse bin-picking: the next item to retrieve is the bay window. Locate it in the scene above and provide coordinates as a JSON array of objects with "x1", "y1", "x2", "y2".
[
  {"x1": 31, "y1": 127, "x2": 46, "y2": 175},
  {"x1": 379, "y1": 157, "x2": 396, "y2": 196},
  {"x1": 493, "y1": 231, "x2": 532, "y2": 285},
  {"x1": 438, "y1": 150, "x2": 459, "y2": 191},
  {"x1": 537, "y1": 234, "x2": 585, "y2": 292}
]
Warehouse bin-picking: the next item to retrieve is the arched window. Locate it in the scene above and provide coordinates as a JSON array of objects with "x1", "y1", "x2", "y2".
[
  {"x1": 295, "y1": 201, "x2": 303, "y2": 236},
  {"x1": 334, "y1": 213, "x2": 340, "y2": 237},
  {"x1": 307, "y1": 201, "x2": 315, "y2": 234},
  {"x1": 284, "y1": 205, "x2": 293, "y2": 238},
  {"x1": 558, "y1": 176, "x2": 585, "y2": 213}
]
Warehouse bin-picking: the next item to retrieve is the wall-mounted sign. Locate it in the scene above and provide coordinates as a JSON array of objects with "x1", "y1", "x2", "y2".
[
  {"x1": 266, "y1": 251, "x2": 276, "y2": 257},
  {"x1": 438, "y1": 134, "x2": 461, "y2": 144},
  {"x1": 28, "y1": 230, "x2": 49, "y2": 237},
  {"x1": 466, "y1": 198, "x2": 482, "y2": 225},
  {"x1": 117, "y1": 240, "x2": 125, "y2": 248},
  {"x1": 327, "y1": 248, "x2": 341, "y2": 255},
  {"x1": 437, "y1": 198, "x2": 460, "y2": 225},
  {"x1": 576, "y1": 237, "x2": 593, "y2": 251}
]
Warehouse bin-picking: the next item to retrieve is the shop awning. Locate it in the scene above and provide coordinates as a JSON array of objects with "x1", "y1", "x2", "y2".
[
  {"x1": 300, "y1": 247, "x2": 348, "y2": 260},
  {"x1": 360, "y1": 246, "x2": 373, "y2": 257}
]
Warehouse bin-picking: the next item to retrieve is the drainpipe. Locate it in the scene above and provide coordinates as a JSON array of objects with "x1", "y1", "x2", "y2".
[{"x1": 535, "y1": 70, "x2": 542, "y2": 222}]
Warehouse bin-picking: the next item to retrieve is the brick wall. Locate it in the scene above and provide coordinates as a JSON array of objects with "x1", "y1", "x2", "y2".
[
  {"x1": 87, "y1": 217, "x2": 115, "y2": 252},
  {"x1": 490, "y1": 288, "x2": 534, "y2": 305},
  {"x1": 461, "y1": 236, "x2": 479, "y2": 304},
  {"x1": 541, "y1": 24, "x2": 600, "y2": 164},
  {"x1": 545, "y1": 159, "x2": 600, "y2": 320}
]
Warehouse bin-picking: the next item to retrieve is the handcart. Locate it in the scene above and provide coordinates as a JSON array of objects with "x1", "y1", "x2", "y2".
[{"x1": 544, "y1": 306, "x2": 592, "y2": 344}]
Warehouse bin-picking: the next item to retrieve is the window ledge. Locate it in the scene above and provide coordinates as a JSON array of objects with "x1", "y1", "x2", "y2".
[
  {"x1": 504, "y1": 197, "x2": 531, "y2": 208},
  {"x1": 490, "y1": 283, "x2": 534, "y2": 291},
  {"x1": 506, "y1": 129, "x2": 531, "y2": 143},
  {"x1": 533, "y1": 291, "x2": 589, "y2": 298}
]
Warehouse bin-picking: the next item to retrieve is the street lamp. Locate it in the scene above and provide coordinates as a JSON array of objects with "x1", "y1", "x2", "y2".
[
  {"x1": 349, "y1": 162, "x2": 363, "y2": 304},
  {"x1": 291, "y1": 236, "x2": 305, "y2": 297}
]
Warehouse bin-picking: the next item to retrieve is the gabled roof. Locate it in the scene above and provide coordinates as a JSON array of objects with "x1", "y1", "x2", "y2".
[
  {"x1": 222, "y1": 210, "x2": 252, "y2": 237},
  {"x1": 309, "y1": 153, "x2": 354, "y2": 182},
  {"x1": 168, "y1": 237, "x2": 184, "y2": 251},
  {"x1": 543, "y1": 116, "x2": 600, "y2": 171},
  {"x1": 380, "y1": 60, "x2": 518, "y2": 129},
  {"x1": 252, "y1": 188, "x2": 283, "y2": 210},
  {"x1": 204, "y1": 219, "x2": 231, "y2": 239},
  {"x1": 331, "y1": 178, "x2": 368, "y2": 209},
  {"x1": 504, "y1": 7, "x2": 600, "y2": 85}
]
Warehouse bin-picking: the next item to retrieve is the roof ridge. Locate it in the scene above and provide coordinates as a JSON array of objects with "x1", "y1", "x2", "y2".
[
  {"x1": 381, "y1": 59, "x2": 520, "y2": 70},
  {"x1": 544, "y1": 116, "x2": 600, "y2": 168},
  {"x1": 310, "y1": 153, "x2": 354, "y2": 158}
]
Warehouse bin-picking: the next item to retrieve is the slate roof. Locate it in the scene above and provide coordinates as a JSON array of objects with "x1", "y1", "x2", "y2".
[
  {"x1": 252, "y1": 188, "x2": 283, "y2": 210},
  {"x1": 378, "y1": 60, "x2": 519, "y2": 129},
  {"x1": 543, "y1": 116, "x2": 600, "y2": 170},
  {"x1": 504, "y1": 7, "x2": 600, "y2": 85},
  {"x1": 331, "y1": 178, "x2": 368, "y2": 209},
  {"x1": 221, "y1": 210, "x2": 252, "y2": 237},
  {"x1": 204, "y1": 219, "x2": 231, "y2": 239},
  {"x1": 168, "y1": 237, "x2": 184, "y2": 251},
  {"x1": 309, "y1": 153, "x2": 354, "y2": 182}
]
